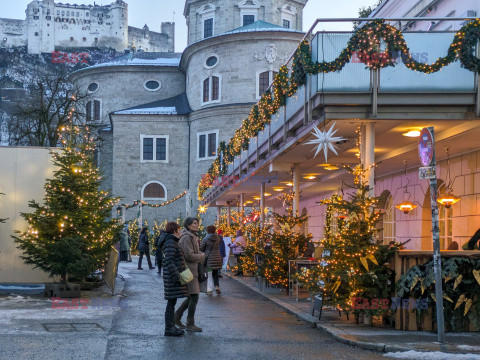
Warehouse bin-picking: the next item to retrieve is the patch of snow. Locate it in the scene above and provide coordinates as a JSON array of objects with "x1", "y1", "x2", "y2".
[
  {"x1": 458, "y1": 346, "x2": 480, "y2": 352},
  {"x1": 115, "y1": 106, "x2": 177, "y2": 115},
  {"x1": 385, "y1": 351, "x2": 480, "y2": 360},
  {"x1": 0, "y1": 307, "x2": 116, "y2": 325},
  {"x1": 0, "y1": 285, "x2": 44, "y2": 291},
  {"x1": 86, "y1": 57, "x2": 180, "y2": 70}
]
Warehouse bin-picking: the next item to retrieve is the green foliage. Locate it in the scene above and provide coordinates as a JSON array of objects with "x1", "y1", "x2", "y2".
[
  {"x1": 12, "y1": 124, "x2": 121, "y2": 283},
  {"x1": 320, "y1": 165, "x2": 395, "y2": 312},
  {"x1": 263, "y1": 191, "x2": 312, "y2": 288},
  {"x1": 397, "y1": 257, "x2": 480, "y2": 332}
]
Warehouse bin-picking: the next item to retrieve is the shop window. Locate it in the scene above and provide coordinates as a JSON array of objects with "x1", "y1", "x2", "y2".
[
  {"x1": 383, "y1": 195, "x2": 396, "y2": 245},
  {"x1": 439, "y1": 204, "x2": 453, "y2": 249}
]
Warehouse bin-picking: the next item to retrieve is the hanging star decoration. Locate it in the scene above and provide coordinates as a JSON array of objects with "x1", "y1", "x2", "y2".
[{"x1": 304, "y1": 122, "x2": 346, "y2": 162}]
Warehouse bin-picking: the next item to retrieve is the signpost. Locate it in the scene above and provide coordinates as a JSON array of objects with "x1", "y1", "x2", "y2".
[{"x1": 418, "y1": 127, "x2": 445, "y2": 343}]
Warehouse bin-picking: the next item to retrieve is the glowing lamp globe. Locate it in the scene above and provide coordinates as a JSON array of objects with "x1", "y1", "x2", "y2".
[
  {"x1": 437, "y1": 193, "x2": 460, "y2": 208},
  {"x1": 395, "y1": 201, "x2": 417, "y2": 214}
]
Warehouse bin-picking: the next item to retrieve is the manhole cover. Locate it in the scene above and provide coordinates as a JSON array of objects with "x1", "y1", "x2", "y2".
[{"x1": 43, "y1": 323, "x2": 104, "y2": 332}]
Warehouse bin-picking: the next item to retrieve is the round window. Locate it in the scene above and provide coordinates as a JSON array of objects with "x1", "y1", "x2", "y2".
[
  {"x1": 87, "y1": 82, "x2": 99, "y2": 93},
  {"x1": 206, "y1": 56, "x2": 218, "y2": 67},
  {"x1": 144, "y1": 80, "x2": 161, "y2": 91}
]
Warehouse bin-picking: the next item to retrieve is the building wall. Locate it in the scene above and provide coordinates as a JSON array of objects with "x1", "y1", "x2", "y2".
[
  {"x1": 72, "y1": 66, "x2": 186, "y2": 126},
  {"x1": 372, "y1": 0, "x2": 479, "y2": 31},
  {"x1": 1, "y1": 0, "x2": 173, "y2": 54},
  {"x1": 0, "y1": 19, "x2": 28, "y2": 49},
  {"x1": 184, "y1": 0, "x2": 307, "y2": 45},
  {"x1": 111, "y1": 114, "x2": 189, "y2": 223},
  {"x1": 183, "y1": 31, "x2": 304, "y2": 111},
  {"x1": 0, "y1": 147, "x2": 58, "y2": 283}
]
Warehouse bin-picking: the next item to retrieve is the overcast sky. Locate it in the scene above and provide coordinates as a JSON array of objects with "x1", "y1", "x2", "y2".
[{"x1": 2, "y1": 0, "x2": 380, "y2": 52}]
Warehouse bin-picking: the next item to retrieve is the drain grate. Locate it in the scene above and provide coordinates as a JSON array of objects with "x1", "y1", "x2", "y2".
[{"x1": 43, "y1": 323, "x2": 104, "y2": 332}]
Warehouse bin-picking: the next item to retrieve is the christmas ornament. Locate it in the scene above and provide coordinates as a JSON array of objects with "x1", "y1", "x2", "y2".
[{"x1": 304, "y1": 122, "x2": 346, "y2": 162}]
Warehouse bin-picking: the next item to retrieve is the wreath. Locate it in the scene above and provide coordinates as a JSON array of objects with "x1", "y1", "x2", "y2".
[{"x1": 459, "y1": 26, "x2": 480, "y2": 73}]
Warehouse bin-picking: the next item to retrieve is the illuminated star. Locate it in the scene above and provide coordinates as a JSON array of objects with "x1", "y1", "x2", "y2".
[{"x1": 304, "y1": 122, "x2": 346, "y2": 163}]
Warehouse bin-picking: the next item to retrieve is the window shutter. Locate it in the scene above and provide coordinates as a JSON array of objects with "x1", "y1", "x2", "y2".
[
  {"x1": 212, "y1": 76, "x2": 219, "y2": 101},
  {"x1": 199, "y1": 134, "x2": 206, "y2": 158},
  {"x1": 156, "y1": 137, "x2": 166, "y2": 161},
  {"x1": 208, "y1": 132, "x2": 217, "y2": 157},
  {"x1": 203, "y1": 78, "x2": 210, "y2": 103},
  {"x1": 93, "y1": 100, "x2": 100, "y2": 121},
  {"x1": 86, "y1": 101, "x2": 92, "y2": 122}
]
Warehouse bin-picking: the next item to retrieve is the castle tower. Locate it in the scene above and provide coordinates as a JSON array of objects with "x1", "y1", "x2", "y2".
[
  {"x1": 109, "y1": 0, "x2": 128, "y2": 51},
  {"x1": 183, "y1": 0, "x2": 308, "y2": 45},
  {"x1": 26, "y1": 0, "x2": 55, "y2": 54}
]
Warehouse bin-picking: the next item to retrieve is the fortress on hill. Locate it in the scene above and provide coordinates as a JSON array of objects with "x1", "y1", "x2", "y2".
[{"x1": 0, "y1": 0, "x2": 175, "y2": 54}]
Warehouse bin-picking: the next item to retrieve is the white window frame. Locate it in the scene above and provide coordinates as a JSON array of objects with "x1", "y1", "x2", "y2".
[
  {"x1": 383, "y1": 195, "x2": 396, "y2": 246},
  {"x1": 281, "y1": 4, "x2": 297, "y2": 29},
  {"x1": 198, "y1": 4, "x2": 216, "y2": 39},
  {"x1": 204, "y1": 53, "x2": 219, "y2": 69},
  {"x1": 201, "y1": 74, "x2": 221, "y2": 106},
  {"x1": 238, "y1": 0, "x2": 260, "y2": 27},
  {"x1": 86, "y1": 99, "x2": 102, "y2": 123},
  {"x1": 140, "y1": 134, "x2": 169, "y2": 163},
  {"x1": 197, "y1": 129, "x2": 219, "y2": 161},
  {"x1": 141, "y1": 180, "x2": 167, "y2": 201},
  {"x1": 143, "y1": 79, "x2": 162, "y2": 92},
  {"x1": 256, "y1": 69, "x2": 277, "y2": 99}
]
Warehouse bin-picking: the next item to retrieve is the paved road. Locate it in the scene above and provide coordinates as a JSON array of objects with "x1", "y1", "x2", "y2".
[
  {"x1": 105, "y1": 262, "x2": 389, "y2": 360},
  {"x1": 0, "y1": 261, "x2": 392, "y2": 360}
]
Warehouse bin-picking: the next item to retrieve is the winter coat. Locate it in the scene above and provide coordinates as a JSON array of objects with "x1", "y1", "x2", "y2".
[
  {"x1": 119, "y1": 231, "x2": 130, "y2": 251},
  {"x1": 138, "y1": 232, "x2": 150, "y2": 253},
  {"x1": 162, "y1": 233, "x2": 188, "y2": 300},
  {"x1": 200, "y1": 234, "x2": 223, "y2": 270},
  {"x1": 154, "y1": 232, "x2": 167, "y2": 256},
  {"x1": 179, "y1": 228, "x2": 205, "y2": 295},
  {"x1": 231, "y1": 235, "x2": 246, "y2": 255}
]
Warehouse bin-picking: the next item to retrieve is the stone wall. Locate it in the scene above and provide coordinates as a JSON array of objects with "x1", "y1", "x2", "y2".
[
  {"x1": 111, "y1": 114, "x2": 189, "y2": 224},
  {"x1": 184, "y1": 0, "x2": 307, "y2": 45},
  {"x1": 128, "y1": 26, "x2": 174, "y2": 53},
  {"x1": 0, "y1": 19, "x2": 27, "y2": 49},
  {"x1": 182, "y1": 31, "x2": 304, "y2": 111}
]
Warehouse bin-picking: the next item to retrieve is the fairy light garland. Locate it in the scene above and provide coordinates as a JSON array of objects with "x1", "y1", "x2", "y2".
[
  {"x1": 123, "y1": 190, "x2": 187, "y2": 209},
  {"x1": 198, "y1": 19, "x2": 480, "y2": 200}
]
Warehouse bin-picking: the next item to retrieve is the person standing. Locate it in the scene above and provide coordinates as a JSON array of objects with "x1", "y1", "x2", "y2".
[
  {"x1": 126, "y1": 229, "x2": 133, "y2": 262},
  {"x1": 200, "y1": 225, "x2": 223, "y2": 295},
  {"x1": 175, "y1": 218, "x2": 205, "y2": 332},
  {"x1": 229, "y1": 229, "x2": 246, "y2": 275},
  {"x1": 119, "y1": 227, "x2": 130, "y2": 262},
  {"x1": 154, "y1": 230, "x2": 166, "y2": 275},
  {"x1": 162, "y1": 222, "x2": 188, "y2": 337},
  {"x1": 138, "y1": 227, "x2": 155, "y2": 270}
]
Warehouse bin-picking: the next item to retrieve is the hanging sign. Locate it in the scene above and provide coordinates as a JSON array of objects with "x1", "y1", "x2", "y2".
[
  {"x1": 418, "y1": 127, "x2": 434, "y2": 166},
  {"x1": 419, "y1": 166, "x2": 436, "y2": 180}
]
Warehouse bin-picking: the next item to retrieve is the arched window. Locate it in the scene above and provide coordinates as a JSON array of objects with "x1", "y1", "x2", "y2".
[
  {"x1": 141, "y1": 181, "x2": 167, "y2": 201},
  {"x1": 257, "y1": 70, "x2": 278, "y2": 99},
  {"x1": 202, "y1": 75, "x2": 220, "y2": 104}
]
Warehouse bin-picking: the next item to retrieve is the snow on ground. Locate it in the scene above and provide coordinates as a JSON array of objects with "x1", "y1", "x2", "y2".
[
  {"x1": 458, "y1": 346, "x2": 480, "y2": 352},
  {"x1": 385, "y1": 351, "x2": 480, "y2": 360},
  {"x1": 0, "y1": 307, "x2": 116, "y2": 325}
]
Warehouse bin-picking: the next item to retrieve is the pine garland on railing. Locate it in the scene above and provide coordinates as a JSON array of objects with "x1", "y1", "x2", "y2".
[{"x1": 198, "y1": 19, "x2": 480, "y2": 200}]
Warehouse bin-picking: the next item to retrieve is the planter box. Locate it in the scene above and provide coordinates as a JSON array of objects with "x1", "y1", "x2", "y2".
[{"x1": 44, "y1": 283, "x2": 81, "y2": 298}]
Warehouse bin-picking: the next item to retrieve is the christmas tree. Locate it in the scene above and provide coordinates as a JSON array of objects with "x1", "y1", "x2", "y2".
[
  {"x1": 263, "y1": 191, "x2": 312, "y2": 288},
  {"x1": 320, "y1": 165, "x2": 394, "y2": 312},
  {"x1": 13, "y1": 123, "x2": 121, "y2": 283}
]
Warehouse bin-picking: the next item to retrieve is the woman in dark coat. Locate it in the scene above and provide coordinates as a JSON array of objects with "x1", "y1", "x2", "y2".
[
  {"x1": 175, "y1": 217, "x2": 205, "y2": 332},
  {"x1": 162, "y1": 222, "x2": 188, "y2": 337},
  {"x1": 137, "y1": 227, "x2": 155, "y2": 270},
  {"x1": 200, "y1": 225, "x2": 223, "y2": 295}
]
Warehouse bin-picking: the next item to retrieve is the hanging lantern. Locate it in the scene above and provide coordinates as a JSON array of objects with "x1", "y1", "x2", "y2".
[
  {"x1": 437, "y1": 192, "x2": 460, "y2": 208},
  {"x1": 395, "y1": 201, "x2": 417, "y2": 214}
]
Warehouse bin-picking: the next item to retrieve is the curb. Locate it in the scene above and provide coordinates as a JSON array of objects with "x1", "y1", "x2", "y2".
[{"x1": 226, "y1": 273, "x2": 414, "y2": 354}]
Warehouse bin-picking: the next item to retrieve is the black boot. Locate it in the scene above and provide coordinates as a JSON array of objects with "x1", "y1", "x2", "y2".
[{"x1": 165, "y1": 326, "x2": 184, "y2": 336}]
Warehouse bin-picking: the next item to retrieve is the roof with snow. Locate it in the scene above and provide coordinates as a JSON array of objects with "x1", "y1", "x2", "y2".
[
  {"x1": 114, "y1": 93, "x2": 192, "y2": 115},
  {"x1": 225, "y1": 20, "x2": 303, "y2": 35},
  {"x1": 74, "y1": 52, "x2": 181, "y2": 74}
]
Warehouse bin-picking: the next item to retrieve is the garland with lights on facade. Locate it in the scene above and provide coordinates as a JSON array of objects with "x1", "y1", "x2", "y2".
[
  {"x1": 123, "y1": 190, "x2": 187, "y2": 209},
  {"x1": 198, "y1": 19, "x2": 480, "y2": 200}
]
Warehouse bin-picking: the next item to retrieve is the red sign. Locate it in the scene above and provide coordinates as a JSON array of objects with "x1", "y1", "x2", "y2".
[
  {"x1": 418, "y1": 127, "x2": 434, "y2": 167},
  {"x1": 51, "y1": 51, "x2": 90, "y2": 64}
]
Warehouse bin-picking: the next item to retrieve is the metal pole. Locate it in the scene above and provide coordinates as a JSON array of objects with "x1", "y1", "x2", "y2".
[
  {"x1": 292, "y1": 164, "x2": 300, "y2": 216},
  {"x1": 428, "y1": 127, "x2": 446, "y2": 343},
  {"x1": 365, "y1": 122, "x2": 375, "y2": 196},
  {"x1": 240, "y1": 193, "x2": 245, "y2": 214},
  {"x1": 260, "y1": 183, "x2": 266, "y2": 228}
]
